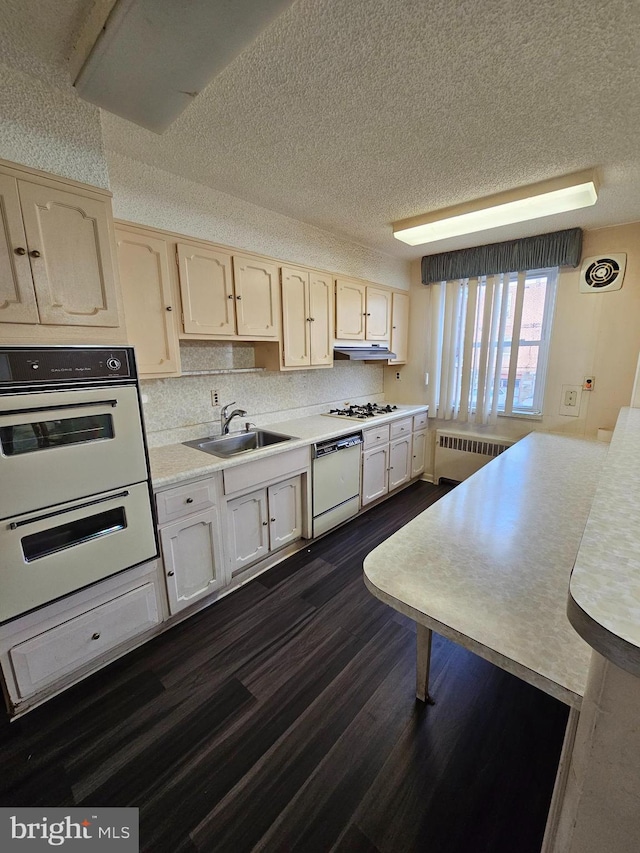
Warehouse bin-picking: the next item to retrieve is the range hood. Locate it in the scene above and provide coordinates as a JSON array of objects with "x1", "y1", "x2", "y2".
[{"x1": 333, "y1": 342, "x2": 396, "y2": 361}]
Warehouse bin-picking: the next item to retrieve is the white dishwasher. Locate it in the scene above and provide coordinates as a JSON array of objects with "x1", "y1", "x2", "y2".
[{"x1": 312, "y1": 431, "x2": 363, "y2": 537}]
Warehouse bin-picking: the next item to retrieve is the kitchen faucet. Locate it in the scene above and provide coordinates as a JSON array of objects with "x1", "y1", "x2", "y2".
[{"x1": 220, "y1": 402, "x2": 248, "y2": 434}]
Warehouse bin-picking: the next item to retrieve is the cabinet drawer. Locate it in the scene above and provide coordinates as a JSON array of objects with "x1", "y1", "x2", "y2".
[
  {"x1": 390, "y1": 417, "x2": 413, "y2": 439},
  {"x1": 223, "y1": 446, "x2": 309, "y2": 495},
  {"x1": 363, "y1": 424, "x2": 390, "y2": 449},
  {"x1": 156, "y1": 478, "x2": 216, "y2": 523},
  {"x1": 9, "y1": 583, "x2": 160, "y2": 698},
  {"x1": 413, "y1": 412, "x2": 428, "y2": 431}
]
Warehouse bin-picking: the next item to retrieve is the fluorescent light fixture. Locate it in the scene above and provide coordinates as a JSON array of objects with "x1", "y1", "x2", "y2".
[{"x1": 393, "y1": 170, "x2": 599, "y2": 246}]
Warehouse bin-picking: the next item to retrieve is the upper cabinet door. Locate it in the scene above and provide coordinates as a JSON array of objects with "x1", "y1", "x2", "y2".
[
  {"x1": 366, "y1": 286, "x2": 391, "y2": 340},
  {"x1": 233, "y1": 255, "x2": 279, "y2": 338},
  {"x1": 178, "y1": 243, "x2": 235, "y2": 336},
  {"x1": 0, "y1": 174, "x2": 39, "y2": 324},
  {"x1": 308, "y1": 271, "x2": 333, "y2": 365},
  {"x1": 17, "y1": 181, "x2": 120, "y2": 327},
  {"x1": 335, "y1": 278, "x2": 365, "y2": 339},
  {"x1": 389, "y1": 291, "x2": 410, "y2": 363},
  {"x1": 281, "y1": 267, "x2": 310, "y2": 367},
  {"x1": 116, "y1": 227, "x2": 180, "y2": 377}
]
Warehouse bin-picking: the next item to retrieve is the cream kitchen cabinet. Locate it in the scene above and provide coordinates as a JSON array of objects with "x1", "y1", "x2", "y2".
[
  {"x1": 411, "y1": 414, "x2": 428, "y2": 477},
  {"x1": 0, "y1": 160, "x2": 124, "y2": 342},
  {"x1": 177, "y1": 241, "x2": 280, "y2": 340},
  {"x1": 255, "y1": 265, "x2": 334, "y2": 371},
  {"x1": 280, "y1": 265, "x2": 333, "y2": 367},
  {"x1": 156, "y1": 477, "x2": 226, "y2": 615},
  {"x1": 389, "y1": 290, "x2": 410, "y2": 364},
  {"x1": 115, "y1": 224, "x2": 181, "y2": 377},
  {"x1": 335, "y1": 277, "x2": 391, "y2": 341},
  {"x1": 335, "y1": 278, "x2": 366, "y2": 339},
  {"x1": 361, "y1": 414, "x2": 425, "y2": 506},
  {"x1": 0, "y1": 560, "x2": 161, "y2": 717},
  {"x1": 411, "y1": 430, "x2": 427, "y2": 478},
  {"x1": 362, "y1": 442, "x2": 390, "y2": 505},
  {"x1": 226, "y1": 476, "x2": 303, "y2": 576}
]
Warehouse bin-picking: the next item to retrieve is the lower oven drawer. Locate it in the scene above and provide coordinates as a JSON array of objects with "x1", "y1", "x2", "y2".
[
  {"x1": 9, "y1": 582, "x2": 160, "y2": 698},
  {"x1": 0, "y1": 482, "x2": 157, "y2": 623}
]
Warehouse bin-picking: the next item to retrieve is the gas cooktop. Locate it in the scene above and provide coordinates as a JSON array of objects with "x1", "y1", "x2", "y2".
[{"x1": 323, "y1": 402, "x2": 401, "y2": 420}]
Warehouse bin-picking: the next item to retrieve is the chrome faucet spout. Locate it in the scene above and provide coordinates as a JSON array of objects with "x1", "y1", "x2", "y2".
[{"x1": 220, "y1": 401, "x2": 248, "y2": 434}]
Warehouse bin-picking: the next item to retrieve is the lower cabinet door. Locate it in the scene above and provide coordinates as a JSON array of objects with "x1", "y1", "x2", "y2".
[
  {"x1": 362, "y1": 445, "x2": 389, "y2": 506},
  {"x1": 389, "y1": 435, "x2": 412, "y2": 490},
  {"x1": 160, "y1": 507, "x2": 225, "y2": 615},
  {"x1": 227, "y1": 488, "x2": 269, "y2": 575},
  {"x1": 268, "y1": 476, "x2": 302, "y2": 550},
  {"x1": 411, "y1": 430, "x2": 427, "y2": 478}
]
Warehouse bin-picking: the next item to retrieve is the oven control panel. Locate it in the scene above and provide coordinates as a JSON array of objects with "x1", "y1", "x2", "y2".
[{"x1": 0, "y1": 347, "x2": 134, "y2": 389}]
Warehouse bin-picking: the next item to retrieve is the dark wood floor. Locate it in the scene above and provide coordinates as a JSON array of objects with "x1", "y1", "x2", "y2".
[{"x1": 0, "y1": 481, "x2": 569, "y2": 853}]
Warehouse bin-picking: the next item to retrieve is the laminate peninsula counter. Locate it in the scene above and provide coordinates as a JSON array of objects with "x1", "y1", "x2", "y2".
[{"x1": 364, "y1": 431, "x2": 608, "y2": 708}]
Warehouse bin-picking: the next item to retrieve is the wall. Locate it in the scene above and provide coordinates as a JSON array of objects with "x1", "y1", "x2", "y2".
[
  {"x1": 384, "y1": 222, "x2": 640, "y2": 478},
  {"x1": 107, "y1": 151, "x2": 409, "y2": 289},
  {"x1": 142, "y1": 341, "x2": 384, "y2": 447}
]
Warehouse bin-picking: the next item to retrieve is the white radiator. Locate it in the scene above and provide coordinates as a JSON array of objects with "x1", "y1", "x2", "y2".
[{"x1": 435, "y1": 430, "x2": 514, "y2": 484}]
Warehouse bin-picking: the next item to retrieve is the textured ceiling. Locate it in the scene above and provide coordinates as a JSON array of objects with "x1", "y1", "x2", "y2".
[{"x1": 4, "y1": 0, "x2": 640, "y2": 259}]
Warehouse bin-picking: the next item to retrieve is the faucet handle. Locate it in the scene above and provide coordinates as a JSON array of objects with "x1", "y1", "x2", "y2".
[{"x1": 220, "y1": 401, "x2": 236, "y2": 415}]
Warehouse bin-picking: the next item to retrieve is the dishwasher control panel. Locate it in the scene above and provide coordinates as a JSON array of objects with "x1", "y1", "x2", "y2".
[{"x1": 314, "y1": 432, "x2": 363, "y2": 458}]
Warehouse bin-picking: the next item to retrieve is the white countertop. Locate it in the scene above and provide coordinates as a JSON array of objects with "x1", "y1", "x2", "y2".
[
  {"x1": 568, "y1": 407, "x2": 640, "y2": 675},
  {"x1": 363, "y1": 432, "x2": 608, "y2": 707},
  {"x1": 148, "y1": 405, "x2": 427, "y2": 488}
]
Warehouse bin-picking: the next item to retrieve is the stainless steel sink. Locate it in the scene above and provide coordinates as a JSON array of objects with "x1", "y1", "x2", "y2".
[{"x1": 182, "y1": 429, "x2": 295, "y2": 458}]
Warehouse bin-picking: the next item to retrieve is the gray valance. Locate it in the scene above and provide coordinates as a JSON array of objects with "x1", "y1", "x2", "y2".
[{"x1": 421, "y1": 227, "x2": 583, "y2": 284}]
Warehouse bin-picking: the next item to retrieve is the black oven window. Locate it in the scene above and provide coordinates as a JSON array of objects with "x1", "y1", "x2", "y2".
[
  {"x1": 21, "y1": 507, "x2": 127, "y2": 562},
  {"x1": 0, "y1": 414, "x2": 114, "y2": 455}
]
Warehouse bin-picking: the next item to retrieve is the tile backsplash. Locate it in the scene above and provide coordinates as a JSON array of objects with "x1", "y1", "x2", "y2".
[{"x1": 142, "y1": 342, "x2": 384, "y2": 446}]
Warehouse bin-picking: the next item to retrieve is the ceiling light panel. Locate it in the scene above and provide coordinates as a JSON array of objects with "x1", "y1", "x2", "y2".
[{"x1": 393, "y1": 170, "x2": 599, "y2": 246}]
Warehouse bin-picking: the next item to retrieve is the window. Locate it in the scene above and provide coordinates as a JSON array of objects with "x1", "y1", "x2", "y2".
[{"x1": 427, "y1": 267, "x2": 558, "y2": 424}]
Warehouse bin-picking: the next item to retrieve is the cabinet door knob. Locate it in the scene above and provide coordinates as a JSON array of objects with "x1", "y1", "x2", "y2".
[
  {"x1": 167, "y1": 570, "x2": 175, "y2": 576},
  {"x1": 262, "y1": 520, "x2": 268, "y2": 526},
  {"x1": 228, "y1": 294, "x2": 234, "y2": 299},
  {"x1": 91, "y1": 632, "x2": 101, "y2": 640},
  {"x1": 310, "y1": 317, "x2": 315, "y2": 322},
  {"x1": 14, "y1": 247, "x2": 27, "y2": 256},
  {"x1": 29, "y1": 249, "x2": 41, "y2": 258},
  {"x1": 236, "y1": 295, "x2": 242, "y2": 300},
  {"x1": 185, "y1": 497, "x2": 194, "y2": 503},
  {"x1": 166, "y1": 305, "x2": 173, "y2": 311},
  {"x1": 270, "y1": 517, "x2": 276, "y2": 522}
]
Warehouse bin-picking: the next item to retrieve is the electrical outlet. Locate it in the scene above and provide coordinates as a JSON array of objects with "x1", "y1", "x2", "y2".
[
  {"x1": 211, "y1": 390, "x2": 219, "y2": 406},
  {"x1": 559, "y1": 384, "x2": 582, "y2": 417},
  {"x1": 395, "y1": 371, "x2": 401, "y2": 380},
  {"x1": 583, "y1": 376, "x2": 595, "y2": 391}
]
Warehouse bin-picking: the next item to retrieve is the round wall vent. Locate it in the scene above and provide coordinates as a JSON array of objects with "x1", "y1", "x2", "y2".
[{"x1": 579, "y1": 253, "x2": 626, "y2": 293}]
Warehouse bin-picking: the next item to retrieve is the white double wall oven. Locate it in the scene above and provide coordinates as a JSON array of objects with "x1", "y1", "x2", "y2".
[{"x1": 0, "y1": 346, "x2": 157, "y2": 624}]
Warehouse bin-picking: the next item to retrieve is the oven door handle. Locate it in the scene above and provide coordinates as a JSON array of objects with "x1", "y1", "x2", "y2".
[
  {"x1": 1, "y1": 399, "x2": 118, "y2": 418},
  {"x1": 9, "y1": 490, "x2": 130, "y2": 530}
]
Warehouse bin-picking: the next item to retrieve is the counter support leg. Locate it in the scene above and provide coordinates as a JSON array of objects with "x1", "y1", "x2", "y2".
[{"x1": 416, "y1": 623, "x2": 435, "y2": 704}]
